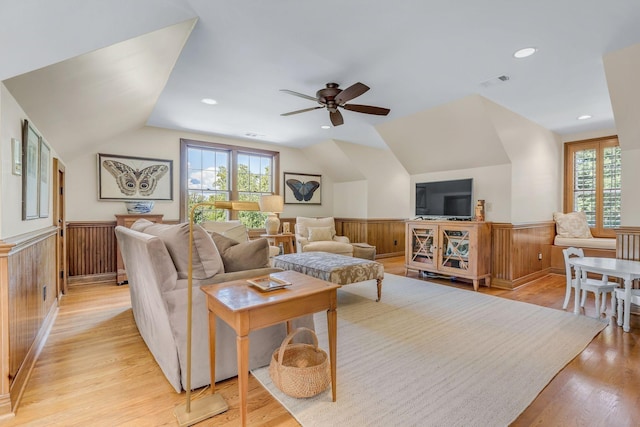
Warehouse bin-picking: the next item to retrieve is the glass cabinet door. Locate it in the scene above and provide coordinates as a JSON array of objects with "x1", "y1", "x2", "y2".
[
  {"x1": 439, "y1": 227, "x2": 471, "y2": 273},
  {"x1": 410, "y1": 226, "x2": 436, "y2": 267}
]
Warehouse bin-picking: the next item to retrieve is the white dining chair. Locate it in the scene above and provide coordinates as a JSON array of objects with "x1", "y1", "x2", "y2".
[
  {"x1": 562, "y1": 247, "x2": 619, "y2": 316},
  {"x1": 615, "y1": 288, "x2": 640, "y2": 326}
]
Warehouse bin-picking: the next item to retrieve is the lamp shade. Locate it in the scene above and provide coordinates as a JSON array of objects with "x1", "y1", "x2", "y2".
[{"x1": 259, "y1": 195, "x2": 284, "y2": 213}]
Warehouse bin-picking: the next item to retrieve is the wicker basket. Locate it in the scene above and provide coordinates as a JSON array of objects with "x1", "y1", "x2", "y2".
[{"x1": 269, "y1": 327, "x2": 331, "y2": 398}]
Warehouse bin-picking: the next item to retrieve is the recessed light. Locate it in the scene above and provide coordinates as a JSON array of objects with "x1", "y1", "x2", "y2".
[
  {"x1": 201, "y1": 98, "x2": 218, "y2": 105},
  {"x1": 577, "y1": 115, "x2": 592, "y2": 120},
  {"x1": 321, "y1": 125, "x2": 331, "y2": 129},
  {"x1": 513, "y1": 47, "x2": 537, "y2": 59}
]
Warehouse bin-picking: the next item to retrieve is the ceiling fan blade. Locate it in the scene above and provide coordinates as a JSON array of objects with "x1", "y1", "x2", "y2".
[
  {"x1": 330, "y1": 110, "x2": 344, "y2": 126},
  {"x1": 335, "y1": 82, "x2": 370, "y2": 105},
  {"x1": 279, "y1": 89, "x2": 318, "y2": 102},
  {"x1": 342, "y1": 103, "x2": 390, "y2": 116},
  {"x1": 280, "y1": 106, "x2": 323, "y2": 116}
]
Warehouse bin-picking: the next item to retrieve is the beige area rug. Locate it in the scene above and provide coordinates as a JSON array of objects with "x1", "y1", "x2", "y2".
[{"x1": 252, "y1": 273, "x2": 607, "y2": 427}]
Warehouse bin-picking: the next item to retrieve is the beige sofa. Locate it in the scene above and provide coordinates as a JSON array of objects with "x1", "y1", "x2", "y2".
[
  {"x1": 115, "y1": 220, "x2": 313, "y2": 392},
  {"x1": 295, "y1": 216, "x2": 353, "y2": 256}
]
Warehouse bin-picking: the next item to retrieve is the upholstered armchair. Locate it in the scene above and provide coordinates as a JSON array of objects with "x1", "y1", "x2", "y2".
[
  {"x1": 201, "y1": 220, "x2": 281, "y2": 258},
  {"x1": 294, "y1": 216, "x2": 353, "y2": 256}
]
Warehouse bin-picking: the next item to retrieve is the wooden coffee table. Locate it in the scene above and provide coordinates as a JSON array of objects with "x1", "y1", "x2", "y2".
[{"x1": 201, "y1": 270, "x2": 340, "y2": 426}]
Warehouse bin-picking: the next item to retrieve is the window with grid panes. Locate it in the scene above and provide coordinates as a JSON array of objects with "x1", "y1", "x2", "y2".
[
  {"x1": 180, "y1": 139, "x2": 279, "y2": 228},
  {"x1": 564, "y1": 136, "x2": 621, "y2": 238}
]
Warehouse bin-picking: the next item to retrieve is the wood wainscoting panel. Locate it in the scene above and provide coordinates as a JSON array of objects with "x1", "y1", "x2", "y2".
[
  {"x1": 616, "y1": 227, "x2": 640, "y2": 261},
  {"x1": 0, "y1": 227, "x2": 58, "y2": 416},
  {"x1": 66, "y1": 222, "x2": 117, "y2": 283},
  {"x1": 491, "y1": 222, "x2": 556, "y2": 289},
  {"x1": 335, "y1": 218, "x2": 406, "y2": 258}
]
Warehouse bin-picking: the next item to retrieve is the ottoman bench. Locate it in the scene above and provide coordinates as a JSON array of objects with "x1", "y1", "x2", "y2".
[{"x1": 273, "y1": 252, "x2": 384, "y2": 301}]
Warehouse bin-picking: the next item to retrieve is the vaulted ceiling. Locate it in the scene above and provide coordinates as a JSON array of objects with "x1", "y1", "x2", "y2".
[{"x1": 3, "y1": 1, "x2": 640, "y2": 169}]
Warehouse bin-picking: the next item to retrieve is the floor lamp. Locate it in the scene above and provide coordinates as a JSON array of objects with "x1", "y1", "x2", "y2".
[{"x1": 174, "y1": 201, "x2": 229, "y2": 426}]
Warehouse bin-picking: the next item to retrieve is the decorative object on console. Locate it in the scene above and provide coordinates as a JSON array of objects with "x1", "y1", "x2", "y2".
[
  {"x1": 259, "y1": 194, "x2": 284, "y2": 234},
  {"x1": 98, "y1": 153, "x2": 173, "y2": 201},
  {"x1": 475, "y1": 199, "x2": 485, "y2": 222},
  {"x1": 282, "y1": 222, "x2": 291, "y2": 234},
  {"x1": 125, "y1": 200, "x2": 155, "y2": 214},
  {"x1": 284, "y1": 172, "x2": 322, "y2": 204}
]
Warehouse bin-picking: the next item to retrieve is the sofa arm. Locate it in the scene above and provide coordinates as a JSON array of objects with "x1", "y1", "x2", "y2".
[
  {"x1": 295, "y1": 236, "x2": 310, "y2": 253},
  {"x1": 334, "y1": 235, "x2": 350, "y2": 244}
]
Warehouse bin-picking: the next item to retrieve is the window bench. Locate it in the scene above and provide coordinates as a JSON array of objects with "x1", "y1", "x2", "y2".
[{"x1": 550, "y1": 236, "x2": 616, "y2": 274}]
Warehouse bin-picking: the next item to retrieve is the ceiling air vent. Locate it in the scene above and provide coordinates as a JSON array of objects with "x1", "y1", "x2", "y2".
[{"x1": 480, "y1": 75, "x2": 510, "y2": 88}]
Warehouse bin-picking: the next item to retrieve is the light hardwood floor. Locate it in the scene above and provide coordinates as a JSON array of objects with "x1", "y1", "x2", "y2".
[{"x1": 1, "y1": 257, "x2": 639, "y2": 426}]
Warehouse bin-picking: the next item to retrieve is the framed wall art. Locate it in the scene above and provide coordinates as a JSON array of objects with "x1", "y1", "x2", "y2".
[
  {"x1": 39, "y1": 139, "x2": 51, "y2": 218},
  {"x1": 22, "y1": 120, "x2": 40, "y2": 220},
  {"x1": 283, "y1": 172, "x2": 321, "y2": 205},
  {"x1": 98, "y1": 153, "x2": 173, "y2": 200},
  {"x1": 12, "y1": 138, "x2": 22, "y2": 175}
]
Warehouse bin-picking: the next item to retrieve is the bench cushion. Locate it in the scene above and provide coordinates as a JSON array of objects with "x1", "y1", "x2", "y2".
[
  {"x1": 554, "y1": 236, "x2": 616, "y2": 250},
  {"x1": 273, "y1": 252, "x2": 383, "y2": 286}
]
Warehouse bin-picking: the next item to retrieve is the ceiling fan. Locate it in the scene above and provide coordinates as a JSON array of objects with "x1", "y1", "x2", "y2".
[{"x1": 280, "y1": 82, "x2": 390, "y2": 126}]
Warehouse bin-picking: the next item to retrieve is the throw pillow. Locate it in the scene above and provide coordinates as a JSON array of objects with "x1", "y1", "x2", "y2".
[
  {"x1": 140, "y1": 222, "x2": 224, "y2": 279},
  {"x1": 201, "y1": 220, "x2": 249, "y2": 243},
  {"x1": 130, "y1": 218, "x2": 154, "y2": 232},
  {"x1": 553, "y1": 211, "x2": 593, "y2": 238},
  {"x1": 210, "y1": 232, "x2": 270, "y2": 272},
  {"x1": 308, "y1": 226, "x2": 333, "y2": 242}
]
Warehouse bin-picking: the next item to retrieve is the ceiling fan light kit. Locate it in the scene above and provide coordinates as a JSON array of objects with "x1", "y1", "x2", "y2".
[{"x1": 280, "y1": 82, "x2": 390, "y2": 126}]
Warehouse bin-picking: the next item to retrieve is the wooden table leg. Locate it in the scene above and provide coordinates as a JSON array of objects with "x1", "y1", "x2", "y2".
[
  {"x1": 237, "y1": 334, "x2": 249, "y2": 426},
  {"x1": 208, "y1": 312, "x2": 217, "y2": 393},
  {"x1": 376, "y1": 278, "x2": 382, "y2": 302},
  {"x1": 327, "y1": 305, "x2": 337, "y2": 402}
]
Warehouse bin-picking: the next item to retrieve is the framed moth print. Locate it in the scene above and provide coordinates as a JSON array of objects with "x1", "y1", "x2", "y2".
[
  {"x1": 284, "y1": 172, "x2": 321, "y2": 205},
  {"x1": 98, "y1": 153, "x2": 173, "y2": 200}
]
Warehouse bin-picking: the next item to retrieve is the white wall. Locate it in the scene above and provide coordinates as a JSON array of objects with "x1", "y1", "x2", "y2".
[
  {"x1": 333, "y1": 141, "x2": 410, "y2": 218},
  {"x1": 410, "y1": 164, "x2": 512, "y2": 222},
  {"x1": 0, "y1": 83, "x2": 57, "y2": 239},
  {"x1": 64, "y1": 126, "x2": 334, "y2": 221},
  {"x1": 333, "y1": 181, "x2": 368, "y2": 218}
]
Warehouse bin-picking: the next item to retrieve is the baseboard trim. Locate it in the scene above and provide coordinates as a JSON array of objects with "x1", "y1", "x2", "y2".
[
  {"x1": 8, "y1": 300, "x2": 58, "y2": 415},
  {"x1": 492, "y1": 269, "x2": 553, "y2": 290},
  {"x1": 68, "y1": 272, "x2": 116, "y2": 286}
]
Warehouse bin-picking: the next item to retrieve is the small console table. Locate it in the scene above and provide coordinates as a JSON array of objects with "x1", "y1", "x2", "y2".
[{"x1": 260, "y1": 233, "x2": 295, "y2": 254}]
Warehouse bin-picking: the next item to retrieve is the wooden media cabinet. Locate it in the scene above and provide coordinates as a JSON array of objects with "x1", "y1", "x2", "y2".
[{"x1": 405, "y1": 220, "x2": 492, "y2": 291}]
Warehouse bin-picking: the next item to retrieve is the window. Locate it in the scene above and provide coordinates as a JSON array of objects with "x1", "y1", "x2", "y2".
[
  {"x1": 180, "y1": 139, "x2": 279, "y2": 228},
  {"x1": 564, "y1": 136, "x2": 621, "y2": 237}
]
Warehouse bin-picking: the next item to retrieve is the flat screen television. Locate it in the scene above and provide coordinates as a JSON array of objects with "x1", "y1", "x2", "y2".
[{"x1": 415, "y1": 178, "x2": 473, "y2": 218}]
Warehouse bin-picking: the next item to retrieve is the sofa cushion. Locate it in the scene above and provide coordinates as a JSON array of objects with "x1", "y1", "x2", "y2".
[
  {"x1": 308, "y1": 226, "x2": 333, "y2": 242},
  {"x1": 131, "y1": 218, "x2": 155, "y2": 232},
  {"x1": 141, "y1": 222, "x2": 224, "y2": 280},
  {"x1": 296, "y1": 217, "x2": 336, "y2": 239},
  {"x1": 553, "y1": 211, "x2": 592, "y2": 238},
  {"x1": 210, "y1": 232, "x2": 271, "y2": 272}
]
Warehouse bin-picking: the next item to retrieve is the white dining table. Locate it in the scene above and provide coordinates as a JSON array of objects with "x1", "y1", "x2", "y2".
[{"x1": 570, "y1": 257, "x2": 640, "y2": 332}]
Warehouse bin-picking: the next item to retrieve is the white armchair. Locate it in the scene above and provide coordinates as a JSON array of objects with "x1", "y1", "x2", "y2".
[
  {"x1": 201, "y1": 220, "x2": 280, "y2": 258},
  {"x1": 295, "y1": 217, "x2": 353, "y2": 256}
]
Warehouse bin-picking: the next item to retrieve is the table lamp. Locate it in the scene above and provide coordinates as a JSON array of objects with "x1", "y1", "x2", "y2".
[{"x1": 259, "y1": 195, "x2": 284, "y2": 235}]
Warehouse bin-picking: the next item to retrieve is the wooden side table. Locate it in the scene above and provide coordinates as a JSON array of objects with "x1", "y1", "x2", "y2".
[
  {"x1": 201, "y1": 270, "x2": 339, "y2": 426},
  {"x1": 115, "y1": 214, "x2": 163, "y2": 284},
  {"x1": 260, "y1": 233, "x2": 295, "y2": 254}
]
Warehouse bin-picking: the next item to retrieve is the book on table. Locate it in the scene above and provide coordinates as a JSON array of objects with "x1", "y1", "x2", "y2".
[{"x1": 247, "y1": 274, "x2": 292, "y2": 291}]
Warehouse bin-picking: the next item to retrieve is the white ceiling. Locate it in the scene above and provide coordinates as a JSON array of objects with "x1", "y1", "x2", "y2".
[{"x1": 4, "y1": 0, "x2": 640, "y2": 156}]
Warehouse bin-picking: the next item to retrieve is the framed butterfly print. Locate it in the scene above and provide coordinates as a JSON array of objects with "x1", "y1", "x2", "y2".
[
  {"x1": 98, "y1": 153, "x2": 173, "y2": 201},
  {"x1": 283, "y1": 172, "x2": 321, "y2": 205}
]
